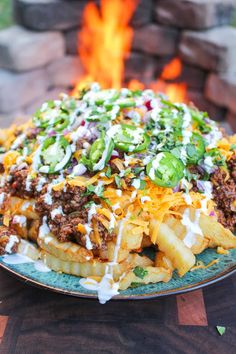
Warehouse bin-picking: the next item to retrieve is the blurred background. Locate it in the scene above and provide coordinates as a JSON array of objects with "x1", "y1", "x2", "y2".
[{"x1": 0, "y1": 0, "x2": 236, "y2": 130}]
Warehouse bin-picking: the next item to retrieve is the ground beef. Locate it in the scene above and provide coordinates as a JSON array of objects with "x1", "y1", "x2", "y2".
[
  {"x1": 48, "y1": 211, "x2": 115, "y2": 248},
  {"x1": 0, "y1": 163, "x2": 4, "y2": 174},
  {"x1": 211, "y1": 156, "x2": 236, "y2": 231},
  {"x1": 0, "y1": 226, "x2": 19, "y2": 255},
  {"x1": 52, "y1": 185, "x2": 89, "y2": 214},
  {"x1": 26, "y1": 127, "x2": 41, "y2": 140},
  {"x1": 7, "y1": 168, "x2": 29, "y2": 197}
]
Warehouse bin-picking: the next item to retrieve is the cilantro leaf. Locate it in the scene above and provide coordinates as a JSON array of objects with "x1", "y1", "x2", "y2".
[
  {"x1": 83, "y1": 201, "x2": 95, "y2": 209},
  {"x1": 115, "y1": 175, "x2": 122, "y2": 189},
  {"x1": 130, "y1": 282, "x2": 144, "y2": 288},
  {"x1": 230, "y1": 144, "x2": 236, "y2": 151},
  {"x1": 216, "y1": 326, "x2": 226, "y2": 336},
  {"x1": 133, "y1": 266, "x2": 148, "y2": 279},
  {"x1": 133, "y1": 167, "x2": 144, "y2": 175},
  {"x1": 124, "y1": 168, "x2": 131, "y2": 176},
  {"x1": 139, "y1": 180, "x2": 146, "y2": 190},
  {"x1": 105, "y1": 166, "x2": 112, "y2": 178}
]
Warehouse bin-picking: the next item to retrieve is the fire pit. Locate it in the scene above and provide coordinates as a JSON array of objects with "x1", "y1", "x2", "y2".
[{"x1": 0, "y1": 0, "x2": 236, "y2": 129}]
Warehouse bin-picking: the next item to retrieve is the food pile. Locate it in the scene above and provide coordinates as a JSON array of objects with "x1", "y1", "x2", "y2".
[{"x1": 0, "y1": 83, "x2": 236, "y2": 303}]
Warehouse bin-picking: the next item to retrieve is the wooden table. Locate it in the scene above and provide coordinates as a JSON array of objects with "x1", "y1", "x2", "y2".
[{"x1": 0, "y1": 269, "x2": 235, "y2": 354}]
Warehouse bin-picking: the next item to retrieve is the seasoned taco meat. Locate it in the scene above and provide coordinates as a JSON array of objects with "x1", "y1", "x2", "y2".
[
  {"x1": 0, "y1": 226, "x2": 20, "y2": 255},
  {"x1": 211, "y1": 155, "x2": 236, "y2": 231}
]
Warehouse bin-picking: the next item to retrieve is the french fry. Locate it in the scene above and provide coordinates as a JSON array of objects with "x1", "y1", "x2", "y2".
[
  {"x1": 4, "y1": 196, "x2": 38, "y2": 220},
  {"x1": 155, "y1": 251, "x2": 174, "y2": 271},
  {"x1": 150, "y1": 220, "x2": 196, "y2": 276},
  {"x1": 28, "y1": 220, "x2": 40, "y2": 243},
  {"x1": 117, "y1": 221, "x2": 143, "y2": 250},
  {"x1": 41, "y1": 250, "x2": 128, "y2": 281},
  {"x1": 18, "y1": 239, "x2": 40, "y2": 260},
  {"x1": 119, "y1": 266, "x2": 172, "y2": 290},
  {"x1": 164, "y1": 213, "x2": 209, "y2": 254},
  {"x1": 107, "y1": 241, "x2": 130, "y2": 263},
  {"x1": 176, "y1": 207, "x2": 236, "y2": 250},
  {"x1": 199, "y1": 213, "x2": 236, "y2": 249},
  {"x1": 127, "y1": 253, "x2": 153, "y2": 268},
  {"x1": 38, "y1": 233, "x2": 94, "y2": 263}
]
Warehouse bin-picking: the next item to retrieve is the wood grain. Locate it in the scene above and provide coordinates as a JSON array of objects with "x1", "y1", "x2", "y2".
[
  {"x1": 0, "y1": 269, "x2": 236, "y2": 353},
  {"x1": 177, "y1": 289, "x2": 208, "y2": 326},
  {"x1": 0, "y1": 316, "x2": 8, "y2": 344}
]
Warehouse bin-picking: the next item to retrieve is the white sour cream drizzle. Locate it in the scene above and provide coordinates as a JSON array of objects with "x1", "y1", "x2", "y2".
[
  {"x1": 10, "y1": 134, "x2": 26, "y2": 150},
  {"x1": 25, "y1": 174, "x2": 32, "y2": 191},
  {"x1": 36, "y1": 176, "x2": 47, "y2": 192},
  {"x1": 39, "y1": 216, "x2": 51, "y2": 239},
  {"x1": 13, "y1": 215, "x2": 27, "y2": 227},
  {"x1": 181, "y1": 209, "x2": 203, "y2": 248},
  {"x1": 5, "y1": 235, "x2": 19, "y2": 254},
  {"x1": 3, "y1": 253, "x2": 34, "y2": 265},
  {"x1": 80, "y1": 213, "x2": 130, "y2": 304},
  {"x1": 83, "y1": 203, "x2": 99, "y2": 250},
  {"x1": 0, "y1": 192, "x2": 5, "y2": 206},
  {"x1": 198, "y1": 180, "x2": 213, "y2": 214},
  {"x1": 34, "y1": 260, "x2": 51, "y2": 272},
  {"x1": 51, "y1": 206, "x2": 64, "y2": 219}
]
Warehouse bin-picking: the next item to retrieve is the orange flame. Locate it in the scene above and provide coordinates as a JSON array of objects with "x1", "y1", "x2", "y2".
[
  {"x1": 74, "y1": 0, "x2": 137, "y2": 90},
  {"x1": 73, "y1": 1, "x2": 187, "y2": 103},
  {"x1": 161, "y1": 57, "x2": 182, "y2": 81}
]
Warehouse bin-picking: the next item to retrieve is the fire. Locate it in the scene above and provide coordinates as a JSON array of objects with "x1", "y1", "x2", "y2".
[
  {"x1": 73, "y1": 0, "x2": 187, "y2": 103},
  {"x1": 73, "y1": 0, "x2": 137, "y2": 91}
]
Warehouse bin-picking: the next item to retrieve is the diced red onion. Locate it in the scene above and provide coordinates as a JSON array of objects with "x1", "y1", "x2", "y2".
[
  {"x1": 48, "y1": 130, "x2": 56, "y2": 137},
  {"x1": 172, "y1": 184, "x2": 180, "y2": 193},
  {"x1": 209, "y1": 211, "x2": 215, "y2": 217},
  {"x1": 145, "y1": 100, "x2": 152, "y2": 111}
]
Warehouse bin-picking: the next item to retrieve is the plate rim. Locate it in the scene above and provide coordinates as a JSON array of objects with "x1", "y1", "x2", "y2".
[{"x1": 0, "y1": 261, "x2": 235, "y2": 300}]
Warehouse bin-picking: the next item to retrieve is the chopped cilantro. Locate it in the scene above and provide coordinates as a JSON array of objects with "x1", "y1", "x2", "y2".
[
  {"x1": 86, "y1": 185, "x2": 96, "y2": 193},
  {"x1": 230, "y1": 144, "x2": 236, "y2": 151},
  {"x1": 216, "y1": 326, "x2": 226, "y2": 336},
  {"x1": 105, "y1": 166, "x2": 112, "y2": 178},
  {"x1": 133, "y1": 266, "x2": 148, "y2": 279},
  {"x1": 115, "y1": 175, "x2": 122, "y2": 189},
  {"x1": 124, "y1": 168, "x2": 131, "y2": 176},
  {"x1": 83, "y1": 201, "x2": 95, "y2": 209},
  {"x1": 133, "y1": 167, "x2": 144, "y2": 175},
  {"x1": 83, "y1": 184, "x2": 104, "y2": 197},
  {"x1": 102, "y1": 197, "x2": 112, "y2": 207},
  {"x1": 0, "y1": 147, "x2": 6, "y2": 153},
  {"x1": 130, "y1": 282, "x2": 143, "y2": 288},
  {"x1": 139, "y1": 180, "x2": 146, "y2": 190}
]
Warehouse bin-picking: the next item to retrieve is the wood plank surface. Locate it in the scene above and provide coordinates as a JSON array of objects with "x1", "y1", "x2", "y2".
[
  {"x1": 176, "y1": 289, "x2": 208, "y2": 326},
  {"x1": 0, "y1": 268, "x2": 235, "y2": 353}
]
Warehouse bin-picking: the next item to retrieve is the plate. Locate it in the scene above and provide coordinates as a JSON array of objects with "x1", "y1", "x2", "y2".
[{"x1": 0, "y1": 248, "x2": 236, "y2": 300}]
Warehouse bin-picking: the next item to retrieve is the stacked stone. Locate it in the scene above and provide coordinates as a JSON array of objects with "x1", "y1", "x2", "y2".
[
  {"x1": 0, "y1": 0, "x2": 236, "y2": 129},
  {"x1": 128, "y1": 0, "x2": 236, "y2": 125}
]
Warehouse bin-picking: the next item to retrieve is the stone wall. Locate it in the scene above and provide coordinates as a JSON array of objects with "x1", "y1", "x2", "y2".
[{"x1": 0, "y1": 0, "x2": 236, "y2": 129}]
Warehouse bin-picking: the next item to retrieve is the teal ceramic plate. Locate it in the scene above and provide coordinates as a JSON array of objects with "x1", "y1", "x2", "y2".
[{"x1": 0, "y1": 248, "x2": 236, "y2": 300}]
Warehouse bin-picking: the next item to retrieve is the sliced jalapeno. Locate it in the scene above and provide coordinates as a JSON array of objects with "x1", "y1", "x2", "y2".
[
  {"x1": 81, "y1": 133, "x2": 114, "y2": 171},
  {"x1": 107, "y1": 124, "x2": 150, "y2": 153},
  {"x1": 105, "y1": 98, "x2": 136, "y2": 110},
  {"x1": 33, "y1": 100, "x2": 75, "y2": 131},
  {"x1": 39, "y1": 136, "x2": 72, "y2": 174},
  {"x1": 52, "y1": 114, "x2": 71, "y2": 132},
  {"x1": 84, "y1": 89, "x2": 120, "y2": 105},
  {"x1": 146, "y1": 152, "x2": 184, "y2": 188}
]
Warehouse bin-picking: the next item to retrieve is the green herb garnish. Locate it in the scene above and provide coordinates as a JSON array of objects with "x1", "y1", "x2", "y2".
[
  {"x1": 115, "y1": 175, "x2": 122, "y2": 189},
  {"x1": 133, "y1": 266, "x2": 148, "y2": 279},
  {"x1": 216, "y1": 326, "x2": 226, "y2": 336}
]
